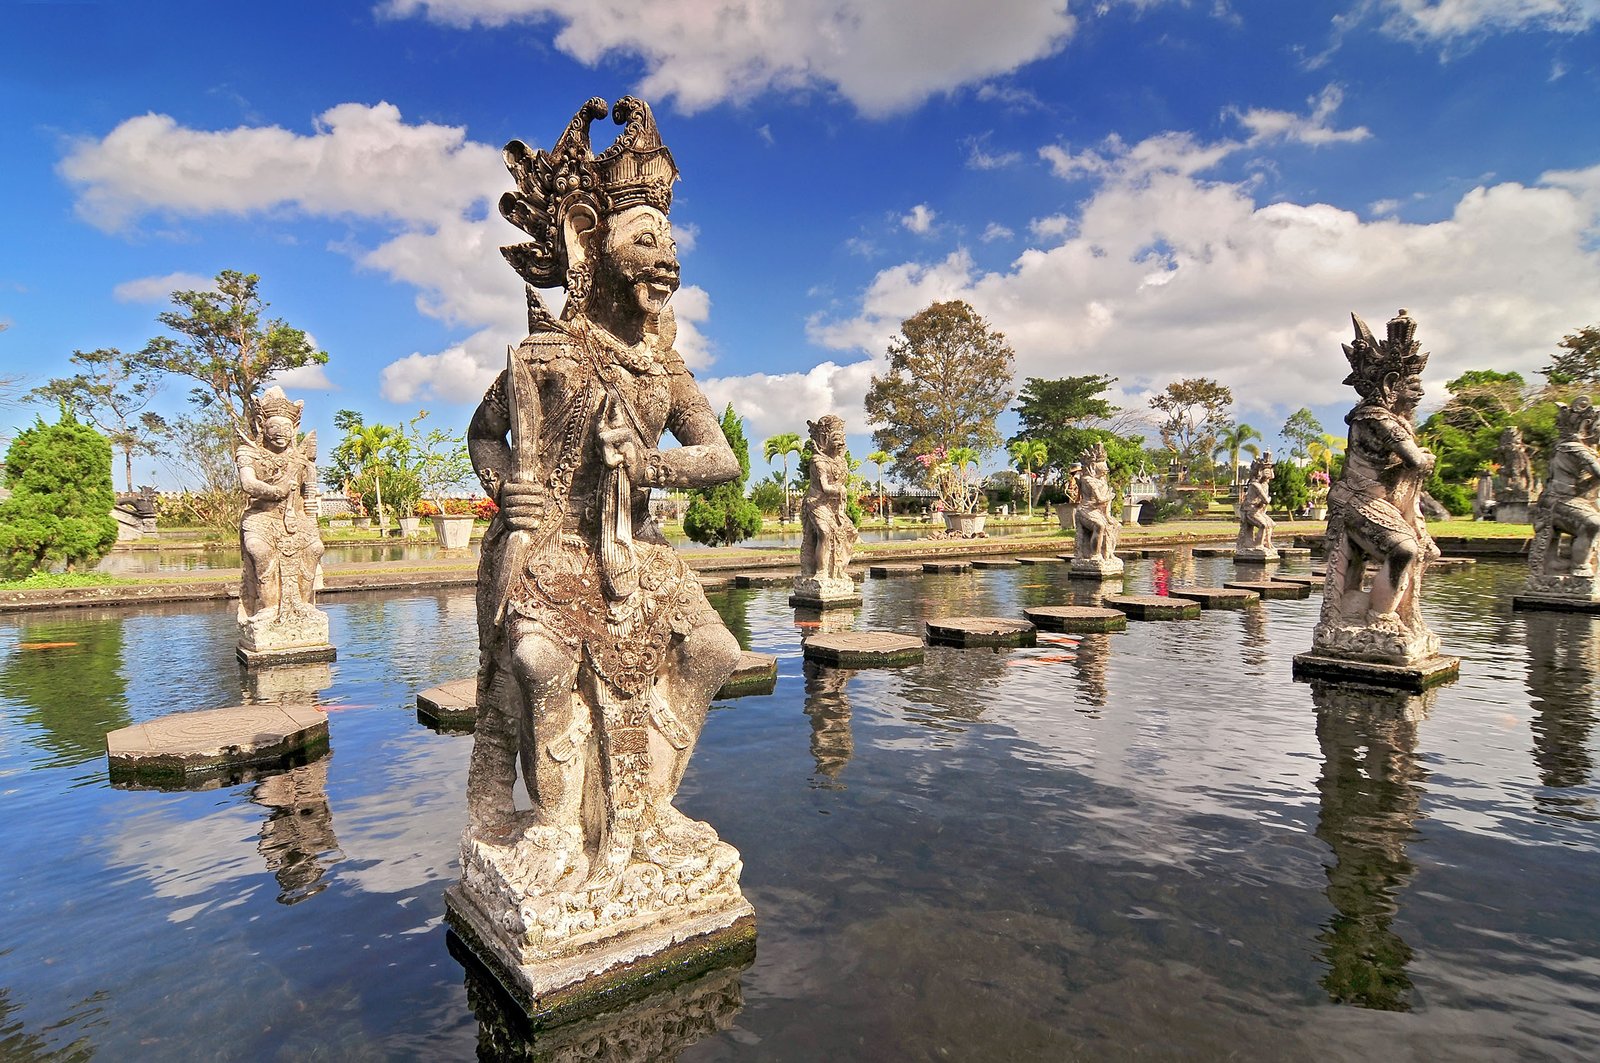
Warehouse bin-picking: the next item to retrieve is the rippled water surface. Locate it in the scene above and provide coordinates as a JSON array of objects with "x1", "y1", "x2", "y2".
[{"x1": 3, "y1": 554, "x2": 1598, "y2": 1060}]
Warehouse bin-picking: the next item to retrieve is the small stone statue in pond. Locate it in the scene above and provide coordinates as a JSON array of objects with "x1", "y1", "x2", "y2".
[
  {"x1": 1308, "y1": 310, "x2": 1446, "y2": 669},
  {"x1": 792, "y1": 414, "x2": 860, "y2": 606},
  {"x1": 235, "y1": 386, "x2": 333, "y2": 665},
  {"x1": 451, "y1": 97, "x2": 752, "y2": 1004},
  {"x1": 1071, "y1": 440, "x2": 1123, "y2": 578},
  {"x1": 1495, "y1": 425, "x2": 1535, "y2": 524},
  {"x1": 1235, "y1": 451, "x2": 1279, "y2": 562},
  {"x1": 1522, "y1": 396, "x2": 1600, "y2": 604}
]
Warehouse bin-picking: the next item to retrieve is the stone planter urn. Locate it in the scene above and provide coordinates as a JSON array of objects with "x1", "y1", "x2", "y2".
[
  {"x1": 1122, "y1": 502, "x2": 1140, "y2": 525},
  {"x1": 942, "y1": 511, "x2": 987, "y2": 536},
  {"x1": 398, "y1": 515, "x2": 421, "y2": 537},
  {"x1": 329, "y1": 518, "x2": 352, "y2": 531},
  {"x1": 432, "y1": 514, "x2": 474, "y2": 549},
  {"x1": 1309, "y1": 505, "x2": 1327, "y2": 521},
  {"x1": 1055, "y1": 503, "x2": 1076, "y2": 531},
  {"x1": 353, "y1": 517, "x2": 370, "y2": 530}
]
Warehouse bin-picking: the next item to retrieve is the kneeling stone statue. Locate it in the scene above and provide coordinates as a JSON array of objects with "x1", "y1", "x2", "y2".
[
  {"x1": 1517, "y1": 396, "x2": 1600, "y2": 609},
  {"x1": 446, "y1": 97, "x2": 754, "y2": 1011}
]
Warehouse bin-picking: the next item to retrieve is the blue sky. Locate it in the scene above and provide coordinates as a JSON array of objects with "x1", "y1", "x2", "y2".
[{"x1": 3, "y1": 0, "x2": 1598, "y2": 488}]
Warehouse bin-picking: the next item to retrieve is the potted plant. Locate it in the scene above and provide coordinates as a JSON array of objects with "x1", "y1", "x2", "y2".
[
  {"x1": 1307, "y1": 469, "x2": 1330, "y2": 521},
  {"x1": 919, "y1": 446, "x2": 987, "y2": 535},
  {"x1": 401, "y1": 412, "x2": 476, "y2": 548}
]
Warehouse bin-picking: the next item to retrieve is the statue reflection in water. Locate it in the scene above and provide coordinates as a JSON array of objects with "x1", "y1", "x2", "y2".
[
  {"x1": 1523, "y1": 612, "x2": 1600, "y2": 819},
  {"x1": 1309, "y1": 679, "x2": 1433, "y2": 1011},
  {"x1": 251, "y1": 758, "x2": 342, "y2": 905},
  {"x1": 802, "y1": 659, "x2": 855, "y2": 788},
  {"x1": 451, "y1": 931, "x2": 749, "y2": 1061},
  {"x1": 1070, "y1": 632, "x2": 1111, "y2": 710}
]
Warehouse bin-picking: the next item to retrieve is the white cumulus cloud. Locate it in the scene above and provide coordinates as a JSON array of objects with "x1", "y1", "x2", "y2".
[
  {"x1": 701, "y1": 358, "x2": 881, "y2": 445},
  {"x1": 112, "y1": 271, "x2": 216, "y2": 303},
  {"x1": 901, "y1": 204, "x2": 937, "y2": 234},
  {"x1": 1372, "y1": 0, "x2": 1600, "y2": 41}
]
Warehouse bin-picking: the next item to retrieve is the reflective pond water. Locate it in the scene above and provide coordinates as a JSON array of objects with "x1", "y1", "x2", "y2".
[{"x1": 3, "y1": 553, "x2": 1598, "y2": 1060}]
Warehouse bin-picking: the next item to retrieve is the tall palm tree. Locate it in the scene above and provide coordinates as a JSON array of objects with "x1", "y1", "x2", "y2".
[
  {"x1": 346, "y1": 421, "x2": 404, "y2": 532},
  {"x1": 1308, "y1": 433, "x2": 1348, "y2": 474},
  {"x1": 1213, "y1": 423, "x2": 1263, "y2": 489},
  {"x1": 762, "y1": 431, "x2": 803, "y2": 524},
  {"x1": 867, "y1": 449, "x2": 891, "y2": 522},
  {"x1": 1008, "y1": 439, "x2": 1048, "y2": 518}
]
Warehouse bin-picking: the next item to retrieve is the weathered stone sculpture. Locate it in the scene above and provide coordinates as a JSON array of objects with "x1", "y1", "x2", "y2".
[
  {"x1": 1234, "y1": 451, "x2": 1279, "y2": 562},
  {"x1": 1295, "y1": 310, "x2": 1457, "y2": 690},
  {"x1": 447, "y1": 97, "x2": 754, "y2": 1017},
  {"x1": 1515, "y1": 395, "x2": 1600, "y2": 612},
  {"x1": 1070, "y1": 441, "x2": 1123, "y2": 579},
  {"x1": 1495, "y1": 425, "x2": 1535, "y2": 525},
  {"x1": 791, "y1": 414, "x2": 861, "y2": 608},
  {"x1": 235, "y1": 386, "x2": 334, "y2": 666}
]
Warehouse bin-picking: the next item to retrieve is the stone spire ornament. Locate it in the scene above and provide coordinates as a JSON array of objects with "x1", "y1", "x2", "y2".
[
  {"x1": 235, "y1": 386, "x2": 334, "y2": 667},
  {"x1": 1514, "y1": 395, "x2": 1600, "y2": 613},
  {"x1": 791, "y1": 414, "x2": 861, "y2": 608},
  {"x1": 1294, "y1": 310, "x2": 1458, "y2": 690},
  {"x1": 1234, "y1": 450, "x2": 1279, "y2": 562},
  {"x1": 447, "y1": 97, "x2": 754, "y2": 1019}
]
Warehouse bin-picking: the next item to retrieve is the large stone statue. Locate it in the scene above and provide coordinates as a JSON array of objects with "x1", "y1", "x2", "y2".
[
  {"x1": 235, "y1": 386, "x2": 334, "y2": 666},
  {"x1": 1495, "y1": 425, "x2": 1535, "y2": 524},
  {"x1": 1070, "y1": 441, "x2": 1123, "y2": 579},
  {"x1": 447, "y1": 97, "x2": 754, "y2": 1013},
  {"x1": 792, "y1": 414, "x2": 860, "y2": 608},
  {"x1": 1296, "y1": 310, "x2": 1456, "y2": 689},
  {"x1": 1516, "y1": 395, "x2": 1600, "y2": 611},
  {"x1": 1234, "y1": 451, "x2": 1279, "y2": 562}
]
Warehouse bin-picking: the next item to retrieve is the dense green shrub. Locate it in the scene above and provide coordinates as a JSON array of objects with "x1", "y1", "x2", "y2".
[
  {"x1": 0, "y1": 410, "x2": 119, "y2": 578},
  {"x1": 683, "y1": 404, "x2": 762, "y2": 547}
]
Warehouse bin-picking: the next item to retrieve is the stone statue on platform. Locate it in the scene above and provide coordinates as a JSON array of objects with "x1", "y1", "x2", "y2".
[
  {"x1": 792, "y1": 415, "x2": 860, "y2": 607},
  {"x1": 1298, "y1": 311, "x2": 1455, "y2": 687},
  {"x1": 1234, "y1": 451, "x2": 1279, "y2": 562},
  {"x1": 449, "y1": 96, "x2": 753, "y2": 1011},
  {"x1": 1495, "y1": 425, "x2": 1535, "y2": 524},
  {"x1": 235, "y1": 386, "x2": 333, "y2": 666},
  {"x1": 1520, "y1": 396, "x2": 1600, "y2": 607},
  {"x1": 1070, "y1": 441, "x2": 1123, "y2": 579}
]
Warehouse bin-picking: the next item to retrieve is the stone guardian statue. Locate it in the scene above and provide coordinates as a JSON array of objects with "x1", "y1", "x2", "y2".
[
  {"x1": 1234, "y1": 451, "x2": 1279, "y2": 562},
  {"x1": 1494, "y1": 425, "x2": 1535, "y2": 525},
  {"x1": 1295, "y1": 310, "x2": 1457, "y2": 689},
  {"x1": 1070, "y1": 441, "x2": 1123, "y2": 580},
  {"x1": 235, "y1": 386, "x2": 334, "y2": 666},
  {"x1": 447, "y1": 97, "x2": 754, "y2": 1013},
  {"x1": 791, "y1": 414, "x2": 861, "y2": 608},
  {"x1": 1515, "y1": 395, "x2": 1600, "y2": 612}
]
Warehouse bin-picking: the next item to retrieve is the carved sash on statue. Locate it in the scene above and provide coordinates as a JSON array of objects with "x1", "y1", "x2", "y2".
[
  {"x1": 1521, "y1": 396, "x2": 1600, "y2": 606},
  {"x1": 447, "y1": 96, "x2": 753, "y2": 1013},
  {"x1": 1235, "y1": 451, "x2": 1279, "y2": 562},
  {"x1": 793, "y1": 414, "x2": 860, "y2": 607}
]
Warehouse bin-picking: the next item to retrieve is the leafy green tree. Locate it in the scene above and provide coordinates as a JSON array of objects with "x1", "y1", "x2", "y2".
[
  {"x1": 1008, "y1": 439, "x2": 1048, "y2": 517},
  {"x1": 1212, "y1": 423, "x2": 1263, "y2": 488},
  {"x1": 684, "y1": 404, "x2": 762, "y2": 547},
  {"x1": 403, "y1": 410, "x2": 474, "y2": 512},
  {"x1": 30, "y1": 347, "x2": 168, "y2": 492},
  {"x1": 1541, "y1": 325, "x2": 1600, "y2": 387},
  {"x1": 1272, "y1": 460, "x2": 1310, "y2": 515},
  {"x1": 0, "y1": 408, "x2": 119, "y2": 578},
  {"x1": 749, "y1": 478, "x2": 785, "y2": 516},
  {"x1": 1009, "y1": 374, "x2": 1118, "y2": 479},
  {"x1": 1308, "y1": 433, "x2": 1347, "y2": 475},
  {"x1": 329, "y1": 411, "x2": 406, "y2": 526},
  {"x1": 161, "y1": 410, "x2": 245, "y2": 535},
  {"x1": 1149, "y1": 377, "x2": 1234, "y2": 479},
  {"x1": 1280, "y1": 407, "x2": 1324, "y2": 463},
  {"x1": 147, "y1": 269, "x2": 328, "y2": 430},
  {"x1": 865, "y1": 300, "x2": 1015, "y2": 484},
  {"x1": 762, "y1": 431, "x2": 803, "y2": 524}
]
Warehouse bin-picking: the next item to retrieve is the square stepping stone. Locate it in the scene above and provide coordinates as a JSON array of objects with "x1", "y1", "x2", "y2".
[
  {"x1": 1292, "y1": 652, "x2": 1461, "y2": 693},
  {"x1": 1166, "y1": 586, "x2": 1259, "y2": 609},
  {"x1": 970, "y1": 558, "x2": 1022, "y2": 569},
  {"x1": 1224, "y1": 579, "x2": 1311, "y2": 600},
  {"x1": 107, "y1": 703, "x2": 329, "y2": 786},
  {"x1": 925, "y1": 616, "x2": 1037, "y2": 647},
  {"x1": 417, "y1": 678, "x2": 477, "y2": 731},
  {"x1": 1192, "y1": 545, "x2": 1235, "y2": 557},
  {"x1": 1103, "y1": 594, "x2": 1201, "y2": 620},
  {"x1": 922, "y1": 561, "x2": 971, "y2": 573},
  {"x1": 717, "y1": 651, "x2": 779, "y2": 697},
  {"x1": 803, "y1": 631, "x2": 924, "y2": 668},
  {"x1": 1015, "y1": 556, "x2": 1066, "y2": 565},
  {"x1": 869, "y1": 563, "x2": 923, "y2": 578},
  {"x1": 1021, "y1": 605, "x2": 1128, "y2": 633},
  {"x1": 734, "y1": 572, "x2": 792, "y2": 587}
]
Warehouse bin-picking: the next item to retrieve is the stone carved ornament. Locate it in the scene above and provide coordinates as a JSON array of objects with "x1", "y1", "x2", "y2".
[
  {"x1": 1496, "y1": 426, "x2": 1534, "y2": 502},
  {"x1": 1235, "y1": 450, "x2": 1278, "y2": 558},
  {"x1": 1525, "y1": 395, "x2": 1600, "y2": 598},
  {"x1": 795, "y1": 414, "x2": 859, "y2": 599},
  {"x1": 1312, "y1": 310, "x2": 1443, "y2": 664},
  {"x1": 456, "y1": 97, "x2": 750, "y2": 980},
  {"x1": 1073, "y1": 441, "x2": 1121, "y2": 572}
]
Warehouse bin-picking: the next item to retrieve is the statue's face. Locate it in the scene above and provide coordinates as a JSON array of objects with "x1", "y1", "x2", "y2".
[
  {"x1": 262, "y1": 416, "x2": 294, "y2": 451},
  {"x1": 813, "y1": 422, "x2": 845, "y2": 454},
  {"x1": 595, "y1": 205, "x2": 679, "y2": 319},
  {"x1": 1384, "y1": 372, "x2": 1424, "y2": 414}
]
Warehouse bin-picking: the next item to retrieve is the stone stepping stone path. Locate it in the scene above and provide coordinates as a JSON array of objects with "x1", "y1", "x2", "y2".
[
  {"x1": 697, "y1": 574, "x2": 734, "y2": 590},
  {"x1": 1278, "y1": 546, "x2": 1312, "y2": 558},
  {"x1": 869, "y1": 563, "x2": 923, "y2": 578},
  {"x1": 925, "y1": 616, "x2": 1037, "y2": 648},
  {"x1": 718, "y1": 651, "x2": 779, "y2": 697},
  {"x1": 804, "y1": 631, "x2": 925, "y2": 668},
  {"x1": 970, "y1": 558, "x2": 1022, "y2": 569},
  {"x1": 1224, "y1": 579, "x2": 1312, "y2": 600},
  {"x1": 1015, "y1": 555, "x2": 1066, "y2": 565},
  {"x1": 1021, "y1": 605, "x2": 1128, "y2": 633},
  {"x1": 1271, "y1": 574, "x2": 1322, "y2": 589},
  {"x1": 1103, "y1": 594, "x2": 1202, "y2": 620},
  {"x1": 417, "y1": 678, "x2": 477, "y2": 730},
  {"x1": 1192, "y1": 545, "x2": 1234, "y2": 557},
  {"x1": 107, "y1": 703, "x2": 328, "y2": 785},
  {"x1": 922, "y1": 560, "x2": 971, "y2": 573},
  {"x1": 1434, "y1": 556, "x2": 1477, "y2": 568},
  {"x1": 1166, "y1": 586, "x2": 1259, "y2": 609},
  {"x1": 734, "y1": 572, "x2": 792, "y2": 587}
]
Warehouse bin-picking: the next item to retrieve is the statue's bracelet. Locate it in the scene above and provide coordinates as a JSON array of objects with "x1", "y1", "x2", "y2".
[{"x1": 643, "y1": 450, "x2": 669, "y2": 488}]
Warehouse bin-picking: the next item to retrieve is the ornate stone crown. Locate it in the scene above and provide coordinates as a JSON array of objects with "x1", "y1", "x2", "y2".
[
  {"x1": 1341, "y1": 309, "x2": 1430, "y2": 399},
  {"x1": 256, "y1": 386, "x2": 304, "y2": 426},
  {"x1": 1556, "y1": 395, "x2": 1597, "y2": 439},
  {"x1": 498, "y1": 96, "x2": 680, "y2": 291},
  {"x1": 1249, "y1": 450, "x2": 1274, "y2": 478}
]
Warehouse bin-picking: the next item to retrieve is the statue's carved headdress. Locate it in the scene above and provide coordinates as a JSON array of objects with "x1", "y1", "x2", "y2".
[
  {"x1": 1556, "y1": 395, "x2": 1598, "y2": 440},
  {"x1": 256, "y1": 386, "x2": 304, "y2": 427},
  {"x1": 1249, "y1": 450, "x2": 1275, "y2": 479},
  {"x1": 498, "y1": 96, "x2": 679, "y2": 294},
  {"x1": 807, "y1": 414, "x2": 845, "y2": 441},
  {"x1": 1341, "y1": 308, "x2": 1429, "y2": 400}
]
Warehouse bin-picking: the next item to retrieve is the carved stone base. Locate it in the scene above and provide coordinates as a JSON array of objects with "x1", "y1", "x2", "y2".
[
  {"x1": 1311, "y1": 616, "x2": 1441, "y2": 666},
  {"x1": 1293, "y1": 652, "x2": 1460, "y2": 692},
  {"x1": 448, "y1": 821, "x2": 755, "y2": 1017},
  {"x1": 1233, "y1": 546, "x2": 1280, "y2": 563},
  {"x1": 1513, "y1": 581, "x2": 1600, "y2": 612},
  {"x1": 238, "y1": 608, "x2": 335, "y2": 668},
  {"x1": 1069, "y1": 556, "x2": 1124, "y2": 580},
  {"x1": 1495, "y1": 500, "x2": 1532, "y2": 526},
  {"x1": 237, "y1": 643, "x2": 338, "y2": 667},
  {"x1": 788, "y1": 577, "x2": 861, "y2": 610}
]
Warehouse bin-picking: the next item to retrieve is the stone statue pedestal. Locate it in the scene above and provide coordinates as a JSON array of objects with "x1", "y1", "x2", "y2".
[
  {"x1": 237, "y1": 609, "x2": 337, "y2": 667},
  {"x1": 1233, "y1": 546, "x2": 1280, "y2": 564},
  {"x1": 1495, "y1": 499, "x2": 1532, "y2": 526},
  {"x1": 1513, "y1": 573, "x2": 1600, "y2": 613},
  {"x1": 789, "y1": 576, "x2": 861, "y2": 610},
  {"x1": 443, "y1": 831, "x2": 756, "y2": 1023},
  {"x1": 1292, "y1": 651, "x2": 1460, "y2": 693},
  {"x1": 1069, "y1": 556, "x2": 1124, "y2": 580}
]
